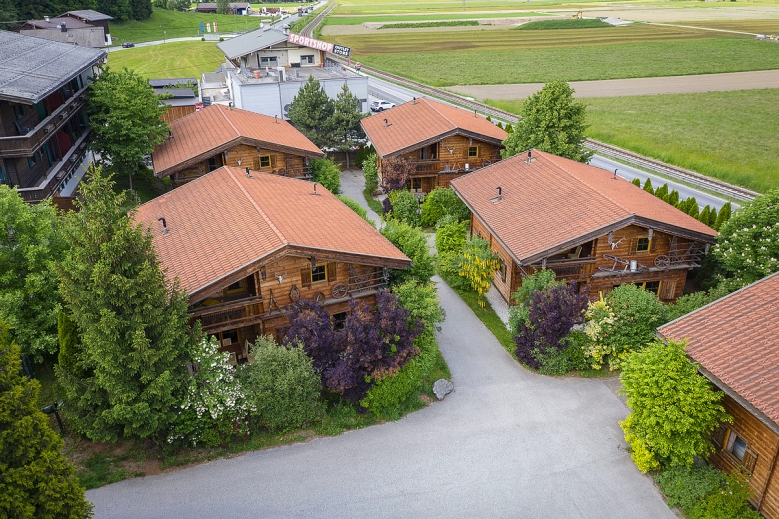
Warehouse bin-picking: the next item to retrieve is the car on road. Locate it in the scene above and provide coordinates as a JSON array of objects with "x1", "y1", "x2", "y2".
[
  {"x1": 121, "y1": 42, "x2": 135, "y2": 48},
  {"x1": 371, "y1": 100, "x2": 395, "y2": 112}
]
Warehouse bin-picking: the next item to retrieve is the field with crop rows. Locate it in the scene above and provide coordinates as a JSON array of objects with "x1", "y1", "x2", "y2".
[{"x1": 107, "y1": 41, "x2": 225, "y2": 79}]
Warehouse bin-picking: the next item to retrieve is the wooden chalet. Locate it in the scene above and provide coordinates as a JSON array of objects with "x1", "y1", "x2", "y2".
[
  {"x1": 151, "y1": 104, "x2": 323, "y2": 188},
  {"x1": 450, "y1": 150, "x2": 718, "y2": 303},
  {"x1": 195, "y1": 3, "x2": 251, "y2": 15},
  {"x1": 658, "y1": 272, "x2": 779, "y2": 518},
  {"x1": 134, "y1": 166, "x2": 410, "y2": 361},
  {"x1": 361, "y1": 98, "x2": 507, "y2": 194}
]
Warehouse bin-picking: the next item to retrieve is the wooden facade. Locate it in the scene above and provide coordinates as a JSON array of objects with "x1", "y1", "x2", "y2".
[
  {"x1": 161, "y1": 105, "x2": 196, "y2": 124},
  {"x1": 170, "y1": 143, "x2": 312, "y2": 188},
  {"x1": 472, "y1": 216, "x2": 706, "y2": 304},
  {"x1": 189, "y1": 253, "x2": 390, "y2": 359},
  {"x1": 710, "y1": 395, "x2": 779, "y2": 518},
  {"x1": 379, "y1": 134, "x2": 503, "y2": 193}
]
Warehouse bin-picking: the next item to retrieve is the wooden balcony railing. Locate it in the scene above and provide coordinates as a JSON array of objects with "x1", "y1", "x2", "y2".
[
  {"x1": 408, "y1": 157, "x2": 501, "y2": 176},
  {"x1": 347, "y1": 268, "x2": 388, "y2": 296},
  {"x1": 190, "y1": 294, "x2": 265, "y2": 330},
  {"x1": 0, "y1": 84, "x2": 89, "y2": 157},
  {"x1": 532, "y1": 258, "x2": 597, "y2": 280},
  {"x1": 17, "y1": 130, "x2": 90, "y2": 203}
]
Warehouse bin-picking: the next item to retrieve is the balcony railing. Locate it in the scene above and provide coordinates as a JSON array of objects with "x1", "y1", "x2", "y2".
[
  {"x1": 0, "y1": 84, "x2": 90, "y2": 157},
  {"x1": 531, "y1": 258, "x2": 597, "y2": 280},
  {"x1": 347, "y1": 268, "x2": 388, "y2": 296},
  {"x1": 190, "y1": 295, "x2": 265, "y2": 331},
  {"x1": 17, "y1": 131, "x2": 90, "y2": 203},
  {"x1": 408, "y1": 157, "x2": 501, "y2": 176}
]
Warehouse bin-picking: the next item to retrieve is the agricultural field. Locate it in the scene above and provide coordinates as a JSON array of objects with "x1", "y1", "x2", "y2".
[
  {"x1": 332, "y1": 25, "x2": 779, "y2": 85},
  {"x1": 489, "y1": 89, "x2": 779, "y2": 193},
  {"x1": 107, "y1": 41, "x2": 225, "y2": 79}
]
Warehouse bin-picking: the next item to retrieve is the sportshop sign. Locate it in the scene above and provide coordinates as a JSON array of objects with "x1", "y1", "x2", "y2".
[{"x1": 287, "y1": 33, "x2": 351, "y2": 57}]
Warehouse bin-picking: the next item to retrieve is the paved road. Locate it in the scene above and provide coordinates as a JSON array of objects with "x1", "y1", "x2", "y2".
[{"x1": 340, "y1": 169, "x2": 382, "y2": 224}]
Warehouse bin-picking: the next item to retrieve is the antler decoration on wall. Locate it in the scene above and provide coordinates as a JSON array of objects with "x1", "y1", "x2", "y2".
[{"x1": 274, "y1": 271, "x2": 287, "y2": 284}]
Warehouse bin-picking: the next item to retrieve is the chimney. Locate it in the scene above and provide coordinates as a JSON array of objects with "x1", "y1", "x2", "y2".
[
  {"x1": 157, "y1": 217, "x2": 169, "y2": 235},
  {"x1": 45, "y1": 15, "x2": 50, "y2": 22},
  {"x1": 245, "y1": 167, "x2": 252, "y2": 178}
]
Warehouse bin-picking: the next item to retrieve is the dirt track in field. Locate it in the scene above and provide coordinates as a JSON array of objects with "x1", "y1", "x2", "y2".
[{"x1": 451, "y1": 69, "x2": 779, "y2": 100}]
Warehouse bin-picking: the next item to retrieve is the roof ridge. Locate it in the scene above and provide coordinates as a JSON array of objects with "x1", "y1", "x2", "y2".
[
  {"x1": 224, "y1": 167, "x2": 288, "y2": 246},
  {"x1": 542, "y1": 151, "x2": 635, "y2": 216},
  {"x1": 217, "y1": 104, "x2": 242, "y2": 138},
  {"x1": 424, "y1": 98, "x2": 458, "y2": 131}
]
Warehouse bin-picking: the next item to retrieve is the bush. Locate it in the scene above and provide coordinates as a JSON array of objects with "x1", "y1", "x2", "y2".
[
  {"x1": 381, "y1": 220, "x2": 435, "y2": 285},
  {"x1": 508, "y1": 269, "x2": 563, "y2": 335},
  {"x1": 241, "y1": 336, "x2": 324, "y2": 432},
  {"x1": 459, "y1": 237, "x2": 501, "y2": 305},
  {"x1": 655, "y1": 465, "x2": 726, "y2": 514},
  {"x1": 533, "y1": 330, "x2": 590, "y2": 376},
  {"x1": 311, "y1": 158, "x2": 341, "y2": 195},
  {"x1": 337, "y1": 195, "x2": 375, "y2": 227},
  {"x1": 436, "y1": 250, "x2": 469, "y2": 290},
  {"x1": 388, "y1": 189, "x2": 421, "y2": 227},
  {"x1": 435, "y1": 220, "x2": 468, "y2": 256},
  {"x1": 691, "y1": 472, "x2": 762, "y2": 519},
  {"x1": 420, "y1": 187, "x2": 469, "y2": 227},
  {"x1": 362, "y1": 152, "x2": 379, "y2": 195},
  {"x1": 356, "y1": 145, "x2": 375, "y2": 169}
]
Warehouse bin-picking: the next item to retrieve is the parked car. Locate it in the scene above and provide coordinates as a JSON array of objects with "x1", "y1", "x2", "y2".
[
  {"x1": 371, "y1": 100, "x2": 395, "y2": 112},
  {"x1": 121, "y1": 42, "x2": 135, "y2": 48}
]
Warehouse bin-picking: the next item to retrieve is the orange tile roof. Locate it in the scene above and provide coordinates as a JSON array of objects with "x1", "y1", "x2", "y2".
[
  {"x1": 450, "y1": 150, "x2": 717, "y2": 265},
  {"x1": 658, "y1": 272, "x2": 779, "y2": 427},
  {"x1": 134, "y1": 167, "x2": 410, "y2": 298},
  {"x1": 361, "y1": 98, "x2": 507, "y2": 158},
  {"x1": 152, "y1": 104, "x2": 323, "y2": 177}
]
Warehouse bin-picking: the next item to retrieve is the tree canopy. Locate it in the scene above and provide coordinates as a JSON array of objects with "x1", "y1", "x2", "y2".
[
  {"x1": 502, "y1": 81, "x2": 591, "y2": 163},
  {"x1": 87, "y1": 68, "x2": 169, "y2": 192},
  {"x1": 287, "y1": 76, "x2": 334, "y2": 150},
  {"x1": 3, "y1": 0, "x2": 152, "y2": 22},
  {"x1": 330, "y1": 84, "x2": 366, "y2": 168}
]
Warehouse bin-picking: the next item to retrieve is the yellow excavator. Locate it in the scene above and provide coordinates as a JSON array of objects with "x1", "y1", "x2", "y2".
[{"x1": 572, "y1": 11, "x2": 582, "y2": 19}]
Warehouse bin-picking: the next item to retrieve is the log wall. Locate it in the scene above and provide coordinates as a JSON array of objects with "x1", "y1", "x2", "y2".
[{"x1": 161, "y1": 105, "x2": 196, "y2": 124}]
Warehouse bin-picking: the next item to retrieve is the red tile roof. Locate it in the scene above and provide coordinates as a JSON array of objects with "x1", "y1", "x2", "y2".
[
  {"x1": 361, "y1": 98, "x2": 507, "y2": 158},
  {"x1": 152, "y1": 104, "x2": 323, "y2": 177},
  {"x1": 658, "y1": 272, "x2": 779, "y2": 427},
  {"x1": 450, "y1": 150, "x2": 717, "y2": 265},
  {"x1": 134, "y1": 167, "x2": 410, "y2": 298}
]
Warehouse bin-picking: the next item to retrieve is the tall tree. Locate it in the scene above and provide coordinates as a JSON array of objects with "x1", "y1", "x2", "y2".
[
  {"x1": 87, "y1": 67, "x2": 168, "y2": 193},
  {"x1": 55, "y1": 167, "x2": 198, "y2": 442},
  {"x1": 287, "y1": 76, "x2": 333, "y2": 150},
  {"x1": 216, "y1": 0, "x2": 229, "y2": 14},
  {"x1": 0, "y1": 186, "x2": 68, "y2": 361},
  {"x1": 0, "y1": 318, "x2": 93, "y2": 519},
  {"x1": 329, "y1": 84, "x2": 366, "y2": 169},
  {"x1": 502, "y1": 81, "x2": 591, "y2": 163},
  {"x1": 130, "y1": 0, "x2": 152, "y2": 19},
  {"x1": 97, "y1": 0, "x2": 132, "y2": 20}
]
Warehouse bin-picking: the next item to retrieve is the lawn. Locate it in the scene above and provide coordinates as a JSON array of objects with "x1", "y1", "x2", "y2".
[
  {"x1": 107, "y1": 41, "x2": 225, "y2": 79},
  {"x1": 674, "y1": 19, "x2": 779, "y2": 33},
  {"x1": 333, "y1": 25, "x2": 779, "y2": 85},
  {"x1": 322, "y1": 12, "x2": 546, "y2": 24},
  {"x1": 488, "y1": 89, "x2": 779, "y2": 193}
]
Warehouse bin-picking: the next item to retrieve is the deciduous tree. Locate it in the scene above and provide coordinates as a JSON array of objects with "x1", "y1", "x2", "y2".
[
  {"x1": 310, "y1": 158, "x2": 341, "y2": 194},
  {"x1": 287, "y1": 76, "x2": 334, "y2": 149},
  {"x1": 458, "y1": 237, "x2": 501, "y2": 307},
  {"x1": 0, "y1": 318, "x2": 93, "y2": 519},
  {"x1": 420, "y1": 187, "x2": 469, "y2": 227},
  {"x1": 56, "y1": 167, "x2": 198, "y2": 442},
  {"x1": 502, "y1": 81, "x2": 591, "y2": 162},
  {"x1": 380, "y1": 157, "x2": 414, "y2": 193},
  {"x1": 380, "y1": 220, "x2": 435, "y2": 285},
  {"x1": 216, "y1": 0, "x2": 229, "y2": 14}
]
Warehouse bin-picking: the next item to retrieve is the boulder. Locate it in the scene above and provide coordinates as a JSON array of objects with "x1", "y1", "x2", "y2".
[{"x1": 433, "y1": 378, "x2": 454, "y2": 401}]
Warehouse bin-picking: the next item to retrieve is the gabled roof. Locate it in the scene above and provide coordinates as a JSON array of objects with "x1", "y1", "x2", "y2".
[
  {"x1": 57, "y1": 10, "x2": 113, "y2": 22},
  {"x1": 450, "y1": 150, "x2": 717, "y2": 265},
  {"x1": 361, "y1": 98, "x2": 507, "y2": 158},
  {"x1": 658, "y1": 272, "x2": 779, "y2": 429},
  {"x1": 197, "y1": 2, "x2": 250, "y2": 8},
  {"x1": 134, "y1": 167, "x2": 410, "y2": 298},
  {"x1": 217, "y1": 27, "x2": 287, "y2": 60},
  {"x1": 152, "y1": 104, "x2": 323, "y2": 177},
  {"x1": 22, "y1": 18, "x2": 94, "y2": 30},
  {"x1": 0, "y1": 31, "x2": 106, "y2": 104}
]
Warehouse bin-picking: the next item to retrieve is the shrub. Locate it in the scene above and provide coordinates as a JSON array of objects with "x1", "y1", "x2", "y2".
[
  {"x1": 420, "y1": 187, "x2": 469, "y2": 227},
  {"x1": 337, "y1": 195, "x2": 375, "y2": 226},
  {"x1": 381, "y1": 220, "x2": 435, "y2": 285},
  {"x1": 356, "y1": 145, "x2": 375, "y2": 169},
  {"x1": 240, "y1": 336, "x2": 324, "y2": 432},
  {"x1": 631, "y1": 178, "x2": 641, "y2": 187},
  {"x1": 435, "y1": 220, "x2": 468, "y2": 256},
  {"x1": 380, "y1": 157, "x2": 414, "y2": 193},
  {"x1": 655, "y1": 464, "x2": 726, "y2": 514},
  {"x1": 436, "y1": 250, "x2": 469, "y2": 290},
  {"x1": 310, "y1": 158, "x2": 341, "y2": 194},
  {"x1": 620, "y1": 339, "x2": 731, "y2": 471},
  {"x1": 362, "y1": 152, "x2": 379, "y2": 194},
  {"x1": 435, "y1": 213, "x2": 460, "y2": 229},
  {"x1": 388, "y1": 189, "x2": 421, "y2": 227},
  {"x1": 508, "y1": 269, "x2": 563, "y2": 335},
  {"x1": 391, "y1": 279, "x2": 445, "y2": 331},
  {"x1": 533, "y1": 330, "x2": 590, "y2": 376},
  {"x1": 514, "y1": 283, "x2": 589, "y2": 369},
  {"x1": 691, "y1": 472, "x2": 762, "y2": 519},
  {"x1": 643, "y1": 177, "x2": 654, "y2": 194},
  {"x1": 459, "y1": 237, "x2": 501, "y2": 306}
]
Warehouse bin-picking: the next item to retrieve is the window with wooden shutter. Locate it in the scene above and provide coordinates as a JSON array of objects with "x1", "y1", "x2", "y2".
[
  {"x1": 300, "y1": 267, "x2": 311, "y2": 288},
  {"x1": 628, "y1": 238, "x2": 637, "y2": 256},
  {"x1": 742, "y1": 448, "x2": 758, "y2": 474},
  {"x1": 659, "y1": 279, "x2": 677, "y2": 300},
  {"x1": 271, "y1": 155, "x2": 277, "y2": 168},
  {"x1": 326, "y1": 262, "x2": 337, "y2": 282},
  {"x1": 712, "y1": 424, "x2": 726, "y2": 449}
]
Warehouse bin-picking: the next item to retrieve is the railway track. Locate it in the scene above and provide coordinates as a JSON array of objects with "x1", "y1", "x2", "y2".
[{"x1": 302, "y1": 7, "x2": 759, "y2": 204}]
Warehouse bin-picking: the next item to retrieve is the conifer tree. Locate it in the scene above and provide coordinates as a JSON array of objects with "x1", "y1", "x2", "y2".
[
  {"x1": 631, "y1": 178, "x2": 641, "y2": 188},
  {"x1": 0, "y1": 318, "x2": 93, "y2": 519},
  {"x1": 56, "y1": 167, "x2": 198, "y2": 443},
  {"x1": 642, "y1": 178, "x2": 654, "y2": 195},
  {"x1": 713, "y1": 202, "x2": 731, "y2": 231},
  {"x1": 329, "y1": 84, "x2": 366, "y2": 169},
  {"x1": 698, "y1": 206, "x2": 711, "y2": 227},
  {"x1": 655, "y1": 183, "x2": 669, "y2": 200},
  {"x1": 287, "y1": 76, "x2": 334, "y2": 150}
]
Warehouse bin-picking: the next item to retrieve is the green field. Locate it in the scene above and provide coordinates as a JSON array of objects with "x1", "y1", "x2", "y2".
[
  {"x1": 379, "y1": 20, "x2": 479, "y2": 29},
  {"x1": 107, "y1": 41, "x2": 225, "y2": 79},
  {"x1": 516, "y1": 18, "x2": 612, "y2": 30},
  {"x1": 323, "y1": 12, "x2": 545, "y2": 24},
  {"x1": 334, "y1": 25, "x2": 779, "y2": 85},
  {"x1": 489, "y1": 89, "x2": 779, "y2": 193}
]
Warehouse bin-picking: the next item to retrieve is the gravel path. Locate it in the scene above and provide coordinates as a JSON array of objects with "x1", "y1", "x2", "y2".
[{"x1": 451, "y1": 69, "x2": 779, "y2": 100}]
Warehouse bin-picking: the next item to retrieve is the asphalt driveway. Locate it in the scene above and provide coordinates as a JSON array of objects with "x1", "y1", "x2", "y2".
[{"x1": 86, "y1": 271, "x2": 674, "y2": 518}]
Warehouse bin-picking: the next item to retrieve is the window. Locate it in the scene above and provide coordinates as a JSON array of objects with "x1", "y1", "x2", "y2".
[
  {"x1": 726, "y1": 432, "x2": 747, "y2": 462},
  {"x1": 409, "y1": 177, "x2": 422, "y2": 190},
  {"x1": 259, "y1": 155, "x2": 271, "y2": 168},
  {"x1": 636, "y1": 237, "x2": 650, "y2": 252},
  {"x1": 207, "y1": 157, "x2": 219, "y2": 172},
  {"x1": 260, "y1": 56, "x2": 278, "y2": 67},
  {"x1": 634, "y1": 280, "x2": 661, "y2": 295},
  {"x1": 715, "y1": 426, "x2": 758, "y2": 474},
  {"x1": 498, "y1": 260, "x2": 507, "y2": 282},
  {"x1": 300, "y1": 55, "x2": 314, "y2": 65},
  {"x1": 311, "y1": 265, "x2": 327, "y2": 283},
  {"x1": 468, "y1": 146, "x2": 479, "y2": 157},
  {"x1": 224, "y1": 279, "x2": 246, "y2": 294},
  {"x1": 332, "y1": 311, "x2": 347, "y2": 330}
]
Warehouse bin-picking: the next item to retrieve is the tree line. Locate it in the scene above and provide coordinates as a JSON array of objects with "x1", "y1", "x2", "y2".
[{"x1": 1, "y1": 0, "x2": 152, "y2": 23}]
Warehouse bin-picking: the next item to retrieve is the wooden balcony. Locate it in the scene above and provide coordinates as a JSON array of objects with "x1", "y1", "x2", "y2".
[
  {"x1": 533, "y1": 257, "x2": 597, "y2": 281},
  {"x1": 17, "y1": 131, "x2": 91, "y2": 203},
  {"x1": 190, "y1": 295, "x2": 265, "y2": 333},
  {"x1": 408, "y1": 157, "x2": 501, "y2": 176},
  {"x1": 0, "y1": 84, "x2": 89, "y2": 157}
]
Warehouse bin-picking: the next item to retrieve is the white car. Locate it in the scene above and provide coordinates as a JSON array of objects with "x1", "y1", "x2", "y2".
[{"x1": 371, "y1": 100, "x2": 395, "y2": 112}]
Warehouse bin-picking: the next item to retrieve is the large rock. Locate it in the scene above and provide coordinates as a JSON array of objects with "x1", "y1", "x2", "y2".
[{"x1": 433, "y1": 378, "x2": 454, "y2": 401}]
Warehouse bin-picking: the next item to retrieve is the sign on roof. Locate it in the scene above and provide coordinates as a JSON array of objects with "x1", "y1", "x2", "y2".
[{"x1": 287, "y1": 33, "x2": 350, "y2": 57}]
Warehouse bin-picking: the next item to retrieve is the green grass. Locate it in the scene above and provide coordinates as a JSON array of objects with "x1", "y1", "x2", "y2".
[
  {"x1": 323, "y1": 12, "x2": 545, "y2": 24},
  {"x1": 78, "y1": 453, "x2": 138, "y2": 490},
  {"x1": 335, "y1": 29, "x2": 779, "y2": 86},
  {"x1": 379, "y1": 20, "x2": 479, "y2": 29},
  {"x1": 516, "y1": 18, "x2": 612, "y2": 30},
  {"x1": 364, "y1": 189, "x2": 384, "y2": 215},
  {"x1": 108, "y1": 41, "x2": 225, "y2": 79},
  {"x1": 488, "y1": 89, "x2": 779, "y2": 193},
  {"x1": 110, "y1": 168, "x2": 172, "y2": 206}
]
